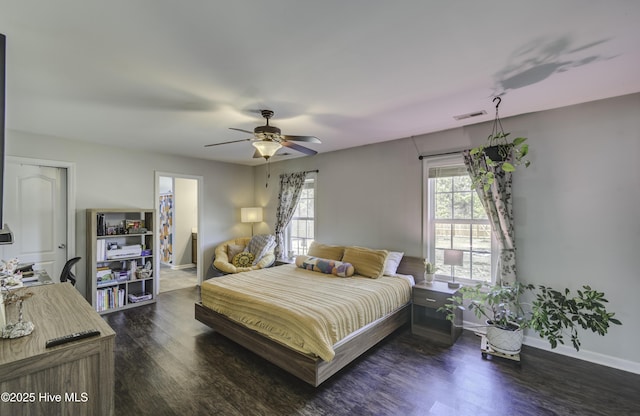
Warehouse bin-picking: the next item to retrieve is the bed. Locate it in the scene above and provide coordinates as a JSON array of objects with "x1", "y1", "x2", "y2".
[{"x1": 195, "y1": 251, "x2": 423, "y2": 386}]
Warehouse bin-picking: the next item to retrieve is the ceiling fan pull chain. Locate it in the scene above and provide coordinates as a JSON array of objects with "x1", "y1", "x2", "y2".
[{"x1": 266, "y1": 159, "x2": 271, "y2": 188}]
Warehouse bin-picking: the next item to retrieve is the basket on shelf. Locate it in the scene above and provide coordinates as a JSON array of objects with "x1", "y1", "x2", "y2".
[{"x1": 135, "y1": 268, "x2": 152, "y2": 279}]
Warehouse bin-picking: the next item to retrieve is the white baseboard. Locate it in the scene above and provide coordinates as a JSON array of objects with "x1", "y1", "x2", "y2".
[
  {"x1": 170, "y1": 263, "x2": 196, "y2": 271},
  {"x1": 461, "y1": 321, "x2": 640, "y2": 375},
  {"x1": 522, "y1": 335, "x2": 640, "y2": 375}
]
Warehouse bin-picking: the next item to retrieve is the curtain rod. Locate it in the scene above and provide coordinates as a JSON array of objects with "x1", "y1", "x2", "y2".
[
  {"x1": 418, "y1": 150, "x2": 463, "y2": 160},
  {"x1": 410, "y1": 136, "x2": 466, "y2": 160},
  {"x1": 279, "y1": 169, "x2": 319, "y2": 177}
]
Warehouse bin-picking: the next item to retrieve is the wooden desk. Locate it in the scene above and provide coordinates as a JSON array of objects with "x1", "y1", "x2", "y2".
[{"x1": 0, "y1": 283, "x2": 115, "y2": 416}]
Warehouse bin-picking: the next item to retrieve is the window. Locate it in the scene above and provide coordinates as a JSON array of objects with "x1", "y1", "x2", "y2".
[
  {"x1": 286, "y1": 174, "x2": 316, "y2": 257},
  {"x1": 424, "y1": 155, "x2": 497, "y2": 283}
]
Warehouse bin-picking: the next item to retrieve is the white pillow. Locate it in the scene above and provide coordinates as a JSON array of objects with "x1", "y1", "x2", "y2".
[{"x1": 384, "y1": 251, "x2": 404, "y2": 276}]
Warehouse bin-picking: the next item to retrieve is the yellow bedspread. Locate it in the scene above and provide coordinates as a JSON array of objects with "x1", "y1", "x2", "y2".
[{"x1": 200, "y1": 264, "x2": 412, "y2": 362}]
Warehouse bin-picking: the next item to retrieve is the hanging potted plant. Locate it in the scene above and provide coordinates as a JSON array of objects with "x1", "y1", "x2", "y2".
[
  {"x1": 439, "y1": 282, "x2": 622, "y2": 354},
  {"x1": 468, "y1": 97, "x2": 531, "y2": 191}
]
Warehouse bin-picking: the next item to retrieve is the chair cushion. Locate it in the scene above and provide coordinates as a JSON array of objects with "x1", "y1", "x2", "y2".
[{"x1": 212, "y1": 237, "x2": 275, "y2": 274}]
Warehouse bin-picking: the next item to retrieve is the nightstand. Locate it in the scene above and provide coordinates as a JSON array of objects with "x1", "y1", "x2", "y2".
[{"x1": 411, "y1": 281, "x2": 462, "y2": 345}]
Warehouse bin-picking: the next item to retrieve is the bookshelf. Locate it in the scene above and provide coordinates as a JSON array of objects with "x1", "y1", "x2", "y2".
[{"x1": 86, "y1": 208, "x2": 157, "y2": 314}]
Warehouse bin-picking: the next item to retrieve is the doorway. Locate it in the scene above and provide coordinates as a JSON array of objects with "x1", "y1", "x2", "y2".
[
  {"x1": 0, "y1": 157, "x2": 76, "y2": 282},
  {"x1": 155, "y1": 172, "x2": 202, "y2": 293}
]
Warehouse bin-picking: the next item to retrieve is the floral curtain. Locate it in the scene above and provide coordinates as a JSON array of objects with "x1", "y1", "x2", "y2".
[
  {"x1": 274, "y1": 172, "x2": 308, "y2": 259},
  {"x1": 463, "y1": 150, "x2": 517, "y2": 284}
]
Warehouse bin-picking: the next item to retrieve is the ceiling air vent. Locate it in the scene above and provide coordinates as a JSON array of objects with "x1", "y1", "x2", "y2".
[{"x1": 453, "y1": 110, "x2": 487, "y2": 121}]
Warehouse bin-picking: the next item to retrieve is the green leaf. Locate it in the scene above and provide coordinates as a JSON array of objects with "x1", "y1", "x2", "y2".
[
  {"x1": 502, "y1": 162, "x2": 515, "y2": 172},
  {"x1": 512, "y1": 137, "x2": 527, "y2": 146}
]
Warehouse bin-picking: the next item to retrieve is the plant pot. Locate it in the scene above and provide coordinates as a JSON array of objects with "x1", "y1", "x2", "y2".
[
  {"x1": 424, "y1": 272, "x2": 435, "y2": 284},
  {"x1": 483, "y1": 145, "x2": 512, "y2": 162},
  {"x1": 485, "y1": 321, "x2": 523, "y2": 354}
]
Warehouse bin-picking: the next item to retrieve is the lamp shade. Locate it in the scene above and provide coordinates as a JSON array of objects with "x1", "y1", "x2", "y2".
[
  {"x1": 443, "y1": 249, "x2": 464, "y2": 266},
  {"x1": 241, "y1": 207, "x2": 263, "y2": 223},
  {"x1": 252, "y1": 140, "x2": 282, "y2": 158}
]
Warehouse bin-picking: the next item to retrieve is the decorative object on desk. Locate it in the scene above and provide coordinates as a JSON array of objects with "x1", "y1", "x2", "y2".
[
  {"x1": 1, "y1": 282, "x2": 35, "y2": 339},
  {"x1": 466, "y1": 97, "x2": 530, "y2": 193},
  {"x1": 0, "y1": 257, "x2": 20, "y2": 274},
  {"x1": 443, "y1": 249, "x2": 463, "y2": 288},
  {"x1": 423, "y1": 260, "x2": 436, "y2": 284},
  {"x1": 439, "y1": 282, "x2": 622, "y2": 355},
  {"x1": 241, "y1": 207, "x2": 263, "y2": 236}
]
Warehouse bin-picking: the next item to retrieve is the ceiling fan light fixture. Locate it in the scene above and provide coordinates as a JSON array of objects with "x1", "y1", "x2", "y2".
[{"x1": 252, "y1": 140, "x2": 282, "y2": 159}]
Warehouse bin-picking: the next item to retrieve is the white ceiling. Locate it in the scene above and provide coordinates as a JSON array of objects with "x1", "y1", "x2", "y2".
[{"x1": 2, "y1": 1, "x2": 639, "y2": 165}]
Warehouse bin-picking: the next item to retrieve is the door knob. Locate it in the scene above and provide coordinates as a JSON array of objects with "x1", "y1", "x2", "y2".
[{"x1": 58, "y1": 243, "x2": 66, "y2": 249}]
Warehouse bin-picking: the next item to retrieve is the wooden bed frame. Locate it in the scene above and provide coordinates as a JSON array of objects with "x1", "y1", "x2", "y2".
[{"x1": 194, "y1": 255, "x2": 424, "y2": 387}]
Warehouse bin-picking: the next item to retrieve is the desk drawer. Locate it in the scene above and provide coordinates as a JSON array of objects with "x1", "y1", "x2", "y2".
[{"x1": 412, "y1": 289, "x2": 450, "y2": 308}]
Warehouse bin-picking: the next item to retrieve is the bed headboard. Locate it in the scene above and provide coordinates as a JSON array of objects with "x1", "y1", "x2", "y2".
[{"x1": 396, "y1": 255, "x2": 424, "y2": 283}]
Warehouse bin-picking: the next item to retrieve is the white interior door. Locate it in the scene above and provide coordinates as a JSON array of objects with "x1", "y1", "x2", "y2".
[{"x1": 0, "y1": 162, "x2": 67, "y2": 280}]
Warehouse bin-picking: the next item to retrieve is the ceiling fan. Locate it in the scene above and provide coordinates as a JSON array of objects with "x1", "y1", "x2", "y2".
[{"x1": 205, "y1": 109, "x2": 321, "y2": 160}]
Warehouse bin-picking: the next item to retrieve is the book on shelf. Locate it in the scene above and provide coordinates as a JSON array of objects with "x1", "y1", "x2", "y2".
[
  {"x1": 128, "y1": 292, "x2": 152, "y2": 303},
  {"x1": 97, "y1": 239, "x2": 107, "y2": 262},
  {"x1": 96, "y1": 286, "x2": 126, "y2": 312}
]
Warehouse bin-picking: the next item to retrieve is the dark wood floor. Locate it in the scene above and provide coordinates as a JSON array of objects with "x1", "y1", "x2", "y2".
[{"x1": 104, "y1": 287, "x2": 640, "y2": 416}]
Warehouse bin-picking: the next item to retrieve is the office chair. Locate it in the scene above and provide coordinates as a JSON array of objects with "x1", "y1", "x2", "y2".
[{"x1": 60, "y1": 257, "x2": 81, "y2": 286}]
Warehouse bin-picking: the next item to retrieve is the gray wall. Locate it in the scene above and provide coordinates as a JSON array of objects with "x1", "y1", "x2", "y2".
[
  {"x1": 254, "y1": 93, "x2": 640, "y2": 372},
  {"x1": 6, "y1": 129, "x2": 255, "y2": 297}
]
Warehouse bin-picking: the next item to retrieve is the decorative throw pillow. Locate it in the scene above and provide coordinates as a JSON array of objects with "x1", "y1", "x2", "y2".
[
  {"x1": 246, "y1": 234, "x2": 276, "y2": 265},
  {"x1": 232, "y1": 252, "x2": 255, "y2": 268},
  {"x1": 384, "y1": 251, "x2": 404, "y2": 276},
  {"x1": 295, "y1": 255, "x2": 355, "y2": 277},
  {"x1": 306, "y1": 241, "x2": 345, "y2": 261},
  {"x1": 227, "y1": 244, "x2": 245, "y2": 261},
  {"x1": 342, "y1": 246, "x2": 389, "y2": 278}
]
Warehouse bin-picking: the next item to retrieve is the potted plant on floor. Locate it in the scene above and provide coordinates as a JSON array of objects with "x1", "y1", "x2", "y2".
[{"x1": 439, "y1": 282, "x2": 622, "y2": 354}]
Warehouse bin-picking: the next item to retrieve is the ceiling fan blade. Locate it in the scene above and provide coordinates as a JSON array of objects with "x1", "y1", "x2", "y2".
[
  {"x1": 281, "y1": 134, "x2": 321, "y2": 143},
  {"x1": 204, "y1": 138, "x2": 252, "y2": 147},
  {"x1": 282, "y1": 141, "x2": 318, "y2": 156},
  {"x1": 230, "y1": 127, "x2": 255, "y2": 135}
]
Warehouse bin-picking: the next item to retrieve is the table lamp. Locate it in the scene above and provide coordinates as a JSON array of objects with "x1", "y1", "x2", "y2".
[
  {"x1": 241, "y1": 207, "x2": 263, "y2": 235},
  {"x1": 444, "y1": 249, "x2": 463, "y2": 289}
]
